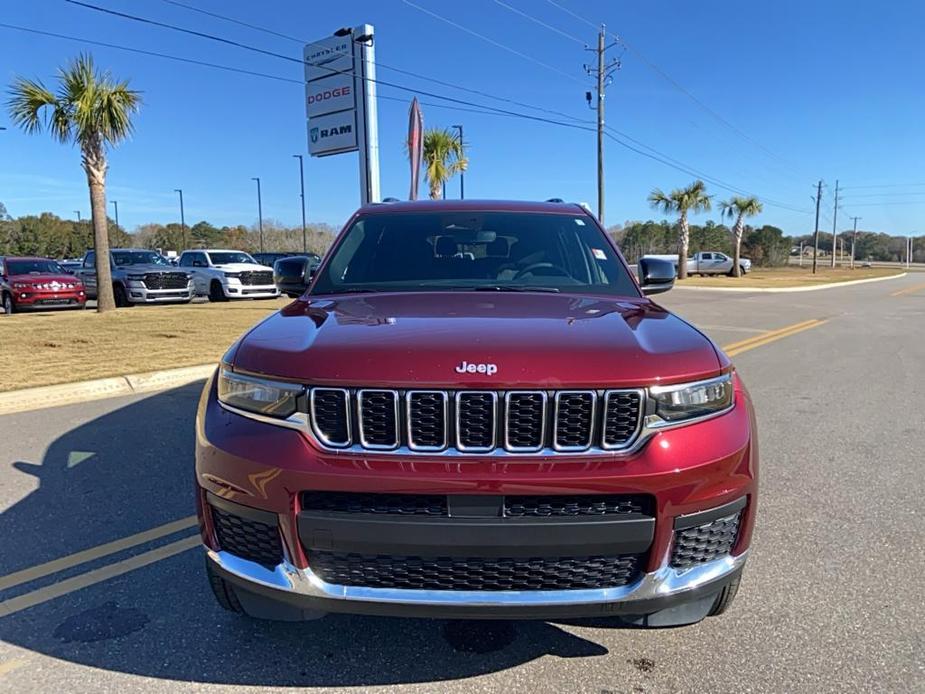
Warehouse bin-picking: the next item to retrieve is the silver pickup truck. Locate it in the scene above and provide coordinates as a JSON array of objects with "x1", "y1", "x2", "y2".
[
  {"x1": 643, "y1": 251, "x2": 751, "y2": 276},
  {"x1": 78, "y1": 248, "x2": 194, "y2": 306}
]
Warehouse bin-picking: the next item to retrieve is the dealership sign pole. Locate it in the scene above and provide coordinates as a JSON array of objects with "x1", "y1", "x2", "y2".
[{"x1": 303, "y1": 26, "x2": 380, "y2": 206}]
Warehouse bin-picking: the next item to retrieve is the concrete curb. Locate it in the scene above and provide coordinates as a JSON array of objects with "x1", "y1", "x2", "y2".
[
  {"x1": 0, "y1": 364, "x2": 215, "y2": 416},
  {"x1": 673, "y1": 272, "x2": 907, "y2": 293}
]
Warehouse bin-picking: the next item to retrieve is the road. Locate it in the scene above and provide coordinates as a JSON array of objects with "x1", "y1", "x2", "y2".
[{"x1": 0, "y1": 276, "x2": 923, "y2": 693}]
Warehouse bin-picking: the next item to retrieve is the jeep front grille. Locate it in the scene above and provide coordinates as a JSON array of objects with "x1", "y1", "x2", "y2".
[{"x1": 302, "y1": 388, "x2": 644, "y2": 455}]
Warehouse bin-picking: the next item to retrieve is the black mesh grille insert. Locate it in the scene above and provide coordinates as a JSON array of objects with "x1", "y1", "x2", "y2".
[
  {"x1": 457, "y1": 392, "x2": 496, "y2": 450},
  {"x1": 309, "y1": 552, "x2": 643, "y2": 590},
  {"x1": 408, "y1": 392, "x2": 446, "y2": 449},
  {"x1": 301, "y1": 492, "x2": 448, "y2": 515},
  {"x1": 359, "y1": 390, "x2": 398, "y2": 447},
  {"x1": 670, "y1": 513, "x2": 741, "y2": 569},
  {"x1": 505, "y1": 392, "x2": 545, "y2": 450},
  {"x1": 143, "y1": 272, "x2": 188, "y2": 289},
  {"x1": 211, "y1": 506, "x2": 282, "y2": 567},
  {"x1": 312, "y1": 389, "x2": 350, "y2": 446},
  {"x1": 555, "y1": 392, "x2": 595, "y2": 449},
  {"x1": 239, "y1": 270, "x2": 273, "y2": 285},
  {"x1": 603, "y1": 391, "x2": 642, "y2": 448},
  {"x1": 504, "y1": 494, "x2": 651, "y2": 518}
]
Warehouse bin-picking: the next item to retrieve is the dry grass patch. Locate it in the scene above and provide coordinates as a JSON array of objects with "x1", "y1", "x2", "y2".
[
  {"x1": 677, "y1": 266, "x2": 901, "y2": 288},
  {"x1": 0, "y1": 298, "x2": 291, "y2": 392}
]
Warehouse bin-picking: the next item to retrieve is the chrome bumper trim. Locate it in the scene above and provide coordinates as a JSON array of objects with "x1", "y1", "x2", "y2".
[{"x1": 206, "y1": 548, "x2": 747, "y2": 608}]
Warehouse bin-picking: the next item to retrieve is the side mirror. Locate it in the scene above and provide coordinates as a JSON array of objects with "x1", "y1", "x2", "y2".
[{"x1": 637, "y1": 257, "x2": 676, "y2": 296}]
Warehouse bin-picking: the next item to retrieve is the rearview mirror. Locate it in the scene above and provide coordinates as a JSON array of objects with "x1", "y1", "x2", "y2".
[{"x1": 637, "y1": 257, "x2": 676, "y2": 296}]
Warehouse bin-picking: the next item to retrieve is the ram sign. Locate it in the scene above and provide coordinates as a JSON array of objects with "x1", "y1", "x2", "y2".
[{"x1": 307, "y1": 111, "x2": 357, "y2": 156}]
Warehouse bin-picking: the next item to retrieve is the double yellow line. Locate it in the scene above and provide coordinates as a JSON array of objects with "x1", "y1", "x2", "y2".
[
  {"x1": 722, "y1": 318, "x2": 828, "y2": 357},
  {"x1": 0, "y1": 517, "x2": 198, "y2": 618},
  {"x1": 891, "y1": 282, "x2": 925, "y2": 297}
]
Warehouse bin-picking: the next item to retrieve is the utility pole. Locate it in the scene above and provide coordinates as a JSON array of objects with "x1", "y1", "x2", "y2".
[
  {"x1": 452, "y1": 124, "x2": 464, "y2": 199},
  {"x1": 849, "y1": 216, "x2": 861, "y2": 269},
  {"x1": 812, "y1": 180, "x2": 822, "y2": 274},
  {"x1": 293, "y1": 155, "x2": 307, "y2": 253},
  {"x1": 111, "y1": 200, "x2": 119, "y2": 230},
  {"x1": 584, "y1": 25, "x2": 619, "y2": 226},
  {"x1": 174, "y1": 189, "x2": 186, "y2": 250},
  {"x1": 799, "y1": 240, "x2": 804, "y2": 267},
  {"x1": 830, "y1": 180, "x2": 839, "y2": 269},
  {"x1": 252, "y1": 177, "x2": 264, "y2": 253},
  {"x1": 74, "y1": 210, "x2": 81, "y2": 222}
]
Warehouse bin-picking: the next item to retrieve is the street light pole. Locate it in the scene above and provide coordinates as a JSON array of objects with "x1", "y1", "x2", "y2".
[
  {"x1": 74, "y1": 210, "x2": 81, "y2": 222},
  {"x1": 452, "y1": 124, "x2": 464, "y2": 199},
  {"x1": 252, "y1": 177, "x2": 264, "y2": 253},
  {"x1": 293, "y1": 155, "x2": 307, "y2": 253},
  {"x1": 174, "y1": 189, "x2": 186, "y2": 250},
  {"x1": 111, "y1": 200, "x2": 119, "y2": 229},
  {"x1": 812, "y1": 180, "x2": 822, "y2": 274}
]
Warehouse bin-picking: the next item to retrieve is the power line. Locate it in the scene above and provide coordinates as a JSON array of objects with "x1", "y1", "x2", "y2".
[
  {"x1": 840, "y1": 191, "x2": 925, "y2": 198},
  {"x1": 159, "y1": 0, "x2": 303, "y2": 43},
  {"x1": 401, "y1": 0, "x2": 586, "y2": 85},
  {"x1": 841, "y1": 182, "x2": 925, "y2": 190},
  {"x1": 544, "y1": 0, "x2": 801, "y2": 175},
  {"x1": 844, "y1": 200, "x2": 925, "y2": 207},
  {"x1": 490, "y1": 0, "x2": 586, "y2": 45},
  {"x1": 48, "y1": 4, "x2": 812, "y2": 215}
]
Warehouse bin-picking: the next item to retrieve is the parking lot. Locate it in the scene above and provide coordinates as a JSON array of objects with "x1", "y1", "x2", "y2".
[{"x1": 0, "y1": 277, "x2": 922, "y2": 693}]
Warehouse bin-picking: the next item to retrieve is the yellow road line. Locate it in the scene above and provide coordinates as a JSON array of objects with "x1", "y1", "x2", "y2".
[
  {"x1": 723, "y1": 319, "x2": 828, "y2": 357},
  {"x1": 891, "y1": 282, "x2": 925, "y2": 297},
  {"x1": 721, "y1": 319, "x2": 822, "y2": 354},
  {"x1": 0, "y1": 535, "x2": 200, "y2": 618},
  {"x1": 0, "y1": 515, "x2": 197, "y2": 592},
  {"x1": 0, "y1": 657, "x2": 28, "y2": 676}
]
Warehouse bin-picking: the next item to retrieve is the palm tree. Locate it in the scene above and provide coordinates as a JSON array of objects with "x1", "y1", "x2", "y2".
[
  {"x1": 421, "y1": 128, "x2": 467, "y2": 200},
  {"x1": 648, "y1": 180, "x2": 712, "y2": 279},
  {"x1": 7, "y1": 54, "x2": 141, "y2": 312},
  {"x1": 719, "y1": 196, "x2": 763, "y2": 277}
]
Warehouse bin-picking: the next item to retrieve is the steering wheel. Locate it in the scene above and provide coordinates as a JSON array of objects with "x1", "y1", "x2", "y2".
[{"x1": 513, "y1": 262, "x2": 570, "y2": 280}]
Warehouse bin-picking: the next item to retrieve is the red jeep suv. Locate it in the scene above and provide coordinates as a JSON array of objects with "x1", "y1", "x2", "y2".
[
  {"x1": 196, "y1": 200, "x2": 757, "y2": 626},
  {"x1": 1, "y1": 256, "x2": 87, "y2": 313}
]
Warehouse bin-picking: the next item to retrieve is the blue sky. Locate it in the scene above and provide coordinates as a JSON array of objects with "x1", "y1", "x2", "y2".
[{"x1": 1, "y1": 0, "x2": 924, "y2": 237}]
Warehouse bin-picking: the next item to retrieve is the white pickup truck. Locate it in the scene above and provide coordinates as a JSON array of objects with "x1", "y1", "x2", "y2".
[{"x1": 643, "y1": 251, "x2": 750, "y2": 276}]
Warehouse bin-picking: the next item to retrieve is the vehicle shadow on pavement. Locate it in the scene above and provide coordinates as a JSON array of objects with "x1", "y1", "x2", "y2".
[{"x1": 0, "y1": 385, "x2": 611, "y2": 687}]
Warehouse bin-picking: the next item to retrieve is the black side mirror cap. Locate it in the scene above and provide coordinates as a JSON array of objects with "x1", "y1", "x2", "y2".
[{"x1": 637, "y1": 257, "x2": 676, "y2": 296}]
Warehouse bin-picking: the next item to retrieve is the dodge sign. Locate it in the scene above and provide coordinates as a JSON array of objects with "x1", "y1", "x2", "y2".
[{"x1": 306, "y1": 74, "x2": 355, "y2": 119}]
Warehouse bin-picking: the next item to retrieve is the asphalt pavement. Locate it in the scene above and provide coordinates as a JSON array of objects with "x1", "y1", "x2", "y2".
[{"x1": 0, "y1": 275, "x2": 923, "y2": 693}]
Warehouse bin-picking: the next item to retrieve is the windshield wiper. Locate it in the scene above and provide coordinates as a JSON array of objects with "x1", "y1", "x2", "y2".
[{"x1": 471, "y1": 285, "x2": 560, "y2": 293}]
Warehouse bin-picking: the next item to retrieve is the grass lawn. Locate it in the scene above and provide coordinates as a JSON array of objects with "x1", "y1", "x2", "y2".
[
  {"x1": 0, "y1": 298, "x2": 291, "y2": 392},
  {"x1": 677, "y1": 266, "x2": 902, "y2": 288}
]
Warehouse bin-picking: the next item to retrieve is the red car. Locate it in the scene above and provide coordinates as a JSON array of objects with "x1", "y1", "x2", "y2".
[
  {"x1": 1, "y1": 256, "x2": 87, "y2": 314},
  {"x1": 196, "y1": 200, "x2": 757, "y2": 626}
]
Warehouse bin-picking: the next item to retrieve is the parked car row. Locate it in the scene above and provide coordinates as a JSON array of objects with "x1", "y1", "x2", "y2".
[{"x1": 2, "y1": 248, "x2": 323, "y2": 313}]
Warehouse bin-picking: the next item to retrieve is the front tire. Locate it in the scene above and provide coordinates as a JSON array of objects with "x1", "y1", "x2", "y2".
[
  {"x1": 208, "y1": 280, "x2": 228, "y2": 302},
  {"x1": 113, "y1": 284, "x2": 131, "y2": 308},
  {"x1": 2, "y1": 293, "x2": 13, "y2": 315},
  {"x1": 708, "y1": 573, "x2": 741, "y2": 616},
  {"x1": 205, "y1": 557, "x2": 244, "y2": 614}
]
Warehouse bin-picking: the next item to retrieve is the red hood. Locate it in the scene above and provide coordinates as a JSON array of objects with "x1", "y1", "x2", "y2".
[
  {"x1": 9, "y1": 273, "x2": 82, "y2": 285},
  {"x1": 231, "y1": 292, "x2": 723, "y2": 389}
]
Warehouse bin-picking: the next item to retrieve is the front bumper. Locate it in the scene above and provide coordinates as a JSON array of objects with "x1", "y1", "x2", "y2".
[
  {"x1": 196, "y1": 373, "x2": 757, "y2": 620},
  {"x1": 12, "y1": 289, "x2": 85, "y2": 309},
  {"x1": 223, "y1": 282, "x2": 279, "y2": 299},
  {"x1": 126, "y1": 282, "x2": 193, "y2": 303}
]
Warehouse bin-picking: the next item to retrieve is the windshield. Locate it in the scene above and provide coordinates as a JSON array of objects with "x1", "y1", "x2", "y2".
[
  {"x1": 112, "y1": 251, "x2": 170, "y2": 266},
  {"x1": 208, "y1": 252, "x2": 255, "y2": 265},
  {"x1": 310, "y1": 211, "x2": 639, "y2": 297},
  {"x1": 6, "y1": 259, "x2": 66, "y2": 275}
]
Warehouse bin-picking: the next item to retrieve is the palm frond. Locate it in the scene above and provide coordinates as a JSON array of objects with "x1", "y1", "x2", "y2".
[{"x1": 6, "y1": 77, "x2": 63, "y2": 137}]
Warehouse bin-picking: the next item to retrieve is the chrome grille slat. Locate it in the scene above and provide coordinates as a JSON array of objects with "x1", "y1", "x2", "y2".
[
  {"x1": 455, "y1": 391, "x2": 498, "y2": 452},
  {"x1": 357, "y1": 389, "x2": 400, "y2": 449},
  {"x1": 553, "y1": 391, "x2": 596, "y2": 451},
  {"x1": 407, "y1": 391, "x2": 448, "y2": 451},
  {"x1": 504, "y1": 391, "x2": 547, "y2": 452},
  {"x1": 310, "y1": 388, "x2": 351, "y2": 447},
  {"x1": 602, "y1": 389, "x2": 645, "y2": 450}
]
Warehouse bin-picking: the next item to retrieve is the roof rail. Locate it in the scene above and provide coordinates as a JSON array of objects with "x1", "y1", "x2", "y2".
[{"x1": 545, "y1": 197, "x2": 565, "y2": 203}]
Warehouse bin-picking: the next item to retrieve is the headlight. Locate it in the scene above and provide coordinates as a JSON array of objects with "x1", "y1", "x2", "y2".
[
  {"x1": 127, "y1": 273, "x2": 146, "y2": 281},
  {"x1": 223, "y1": 271, "x2": 241, "y2": 279},
  {"x1": 217, "y1": 369, "x2": 303, "y2": 418},
  {"x1": 649, "y1": 373, "x2": 734, "y2": 423}
]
